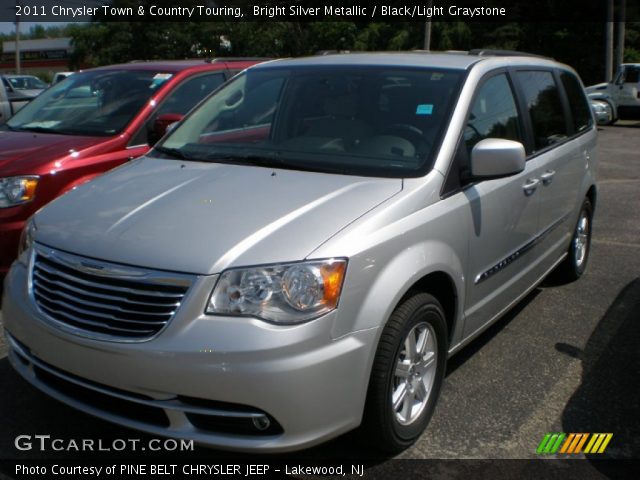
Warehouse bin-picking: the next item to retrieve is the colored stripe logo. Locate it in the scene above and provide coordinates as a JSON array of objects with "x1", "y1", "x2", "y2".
[{"x1": 537, "y1": 433, "x2": 613, "y2": 455}]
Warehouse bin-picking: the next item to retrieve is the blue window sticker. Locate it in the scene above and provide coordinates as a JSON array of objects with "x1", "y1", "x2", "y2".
[
  {"x1": 416, "y1": 104, "x2": 434, "y2": 115},
  {"x1": 150, "y1": 73, "x2": 173, "y2": 89}
]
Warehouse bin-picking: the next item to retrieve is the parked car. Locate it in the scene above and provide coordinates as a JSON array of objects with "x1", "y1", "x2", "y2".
[
  {"x1": 0, "y1": 75, "x2": 47, "y2": 117},
  {"x1": 2, "y1": 74, "x2": 49, "y2": 96},
  {"x1": 52, "y1": 71, "x2": 74, "y2": 84},
  {"x1": 585, "y1": 63, "x2": 640, "y2": 124},
  {"x1": 3, "y1": 51, "x2": 597, "y2": 453},
  {"x1": 0, "y1": 76, "x2": 33, "y2": 122},
  {"x1": 0, "y1": 58, "x2": 265, "y2": 277}
]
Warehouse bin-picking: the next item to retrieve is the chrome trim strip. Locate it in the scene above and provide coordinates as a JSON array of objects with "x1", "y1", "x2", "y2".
[
  {"x1": 35, "y1": 259, "x2": 187, "y2": 296},
  {"x1": 36, "y1": 303, "x2": 157, "y2": 335},
  {"x1": 33, "y1": 270, "x2": 181, "y2": 307},
  {"x1": 474, "y1": 212, "x2": 571, "y2": 285},
  {"x1": 35, "y1": 244, "x2": 192, "y2": 287},
  {"x1": 33, "y1": 283, "x2": 175, "y2": 319},
  {"x1": 35, "y1": 290, "x2": 167, "y2": 326},
  {"x1": 450, "y1": 251, "x2": 568, "y2": 357},
  {"x1": 7, "y1": 333, "x2": 265, "y2": 419}
]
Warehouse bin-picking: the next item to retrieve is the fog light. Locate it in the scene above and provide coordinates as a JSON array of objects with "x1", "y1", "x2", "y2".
[{"x1": 252, "y1": 415, "x2": 271, "y2": 431}]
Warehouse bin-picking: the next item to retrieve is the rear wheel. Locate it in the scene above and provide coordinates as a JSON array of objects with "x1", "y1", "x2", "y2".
[
  {"x1": 362, "y1": 292, "x2": 447, "y2": 453},
  {"x1": 557, "y1": 198, "x2": 593, "y2": 281}
]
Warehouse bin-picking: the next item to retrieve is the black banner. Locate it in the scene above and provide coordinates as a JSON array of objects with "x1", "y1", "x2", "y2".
[
  {"x1": 1, "y1": 459, "x2": 639, "y2": 480},
  {"x1": 2, "y1": 0, "x2": 637, "y2": 23}
]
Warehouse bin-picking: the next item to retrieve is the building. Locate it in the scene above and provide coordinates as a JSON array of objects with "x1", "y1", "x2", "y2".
[{"x1": 1, "y1": 37, "x2": 72, "y2": 73}]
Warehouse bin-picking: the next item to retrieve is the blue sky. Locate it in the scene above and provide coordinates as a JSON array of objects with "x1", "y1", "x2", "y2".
[{"x1": 0, "y1": 22, "x2": 69, "y2": 35}]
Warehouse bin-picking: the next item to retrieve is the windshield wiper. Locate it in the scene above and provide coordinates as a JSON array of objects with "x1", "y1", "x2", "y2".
[
  {"x1": 13, "y1": 126, "x2": 62, "y2": 134},
  {"x1": 202, "y1": 153, "x2": 289, "y2": 168},
  {"x1": 153, "y1": 146, "x2": 197, "y2": 161},
  {"x1": 203, "y1": 153, "x2": 351, "y2": 174}
]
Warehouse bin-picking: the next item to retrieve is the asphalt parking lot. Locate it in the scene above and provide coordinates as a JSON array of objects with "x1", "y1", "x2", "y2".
[{"x1": 0, "y1": 122, "x2": 638, "y2": 468}]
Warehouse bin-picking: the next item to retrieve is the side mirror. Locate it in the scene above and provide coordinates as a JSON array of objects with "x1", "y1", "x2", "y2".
[
  {"x1": 153, "y1": 113, "x2": 184, "y2": 140},
  {"x1": 470, "y1": 138, "x2": 525, "y2": 179}
]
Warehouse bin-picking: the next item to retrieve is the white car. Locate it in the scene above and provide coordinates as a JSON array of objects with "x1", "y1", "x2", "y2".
[
  {"x1": 52, "y1": 71, "x2": 74, "y2": 84},
  {"x1": 586, "y1": 63, "x2": 640, "y2": 124}
]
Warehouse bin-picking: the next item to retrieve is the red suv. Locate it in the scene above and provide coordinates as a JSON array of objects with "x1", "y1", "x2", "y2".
[{"x1": 0, "y1": 58, "x2": 264, "y2": 276}]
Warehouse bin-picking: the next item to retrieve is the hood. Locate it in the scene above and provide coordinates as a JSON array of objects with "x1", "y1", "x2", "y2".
[
  {"x1": 34, "y1": 157, "x2": 402, "y2": 274},
  {"x1": 16, "y1": 89, "x2": 44, "y2": 98},
  {"x1": 0, "y1": 131, "x2": 106, "y2": 174},
  {"x1": 585, "y1": 82, "x2": 610, "y2": 95}
]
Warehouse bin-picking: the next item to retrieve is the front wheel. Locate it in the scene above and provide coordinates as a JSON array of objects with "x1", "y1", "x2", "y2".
[
  {"x1": 605, "y1": 101, "x2": 617, "y2": 125},
  {"x1": 362, "y1": 293, "x2": 447, "y2": 453}
]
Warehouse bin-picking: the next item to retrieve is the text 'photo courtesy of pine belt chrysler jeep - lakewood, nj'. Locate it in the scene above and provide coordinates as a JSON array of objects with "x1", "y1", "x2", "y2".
[{"x1": 2, "y1": 50, "x2": 597, "y2": 453}]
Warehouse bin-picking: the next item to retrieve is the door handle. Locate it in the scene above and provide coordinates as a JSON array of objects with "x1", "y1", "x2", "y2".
[
  {"x1": 523, "y1": 178, "x2": 540, "y2": 196},
  {"x1": 540, "y1": 170, "x2": 555, "y2": 185}
]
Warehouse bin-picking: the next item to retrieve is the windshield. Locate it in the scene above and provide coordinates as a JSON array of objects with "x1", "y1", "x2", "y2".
[
  {"x1": 5, "y1": 69, "x2": 173, "y2": 136},
  {"x1": 156, "y1": 66, "x2": 463, "y2": 177},
  {"x1": 7, "y1": 75, "x2": 48, "y2": 90}
]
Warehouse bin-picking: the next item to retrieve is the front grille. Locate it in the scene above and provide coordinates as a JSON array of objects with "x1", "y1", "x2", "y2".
[{"x1": 31, "y1": 245, "x2": 191, "y2": 341}]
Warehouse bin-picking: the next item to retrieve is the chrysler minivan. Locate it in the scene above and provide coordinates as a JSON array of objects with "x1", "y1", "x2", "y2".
[{"x1": 3, "y1": 51, "x2": 597, "y2": 452}]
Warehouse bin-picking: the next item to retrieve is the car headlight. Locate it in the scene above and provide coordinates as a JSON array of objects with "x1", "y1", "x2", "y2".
[
  {"x1": 207, "y1": 259, "x2": 347, "y2": 324},
  {"x1": 0, "y1": 176, "x2": 39, "y2": 208},
  {"x1": 17, "y1": 217, "x2": 36, "y2": 264}
]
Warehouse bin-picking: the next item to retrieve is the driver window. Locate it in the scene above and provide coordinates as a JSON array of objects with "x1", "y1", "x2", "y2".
[
  {"x1": 130, "y1": 72, "x2": 226, "y2": 147},
  {"x1": 465, "y1": 74, "x2": 523, "y2": 155},
  {"x1": 625, "y1": 67, "x2": 640, "y2": 84}
]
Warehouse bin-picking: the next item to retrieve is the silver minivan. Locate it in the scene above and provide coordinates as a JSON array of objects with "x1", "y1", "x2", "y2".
[{"x1": 3, "y1": 51, "x2": 597, "y2": 453}]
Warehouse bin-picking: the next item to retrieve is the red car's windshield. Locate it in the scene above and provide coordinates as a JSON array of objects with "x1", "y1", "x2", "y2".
[{"x1": 5, "y1": 69, "x2": 173, "y2": 136}]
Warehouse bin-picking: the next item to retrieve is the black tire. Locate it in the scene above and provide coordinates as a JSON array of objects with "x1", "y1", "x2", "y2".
[
  {"x1": 557, "y1": 198, "x2": 593, "y2": 282},
  {"x1": 605, "y1": 101, "x2": 617, "y2": 125},
  {"x1": 361, "y1": 292, "x2": 447, "y2": 453}
]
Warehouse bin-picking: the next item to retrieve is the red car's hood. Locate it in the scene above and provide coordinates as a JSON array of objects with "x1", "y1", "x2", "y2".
[{"x1": 0, "y1": 130, "x2": 108, "y2": 175}]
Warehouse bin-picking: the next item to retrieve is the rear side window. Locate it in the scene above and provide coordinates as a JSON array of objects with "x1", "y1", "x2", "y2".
[
  {"x1": 465, "y1": 73, "x2": 523, "y2": 155},
  {"x1": 516, "y1": 71, "x2": 568, "y2": 152},
  {"x1": 560, "y1": 71, "x2": 593, "y2": 133}
]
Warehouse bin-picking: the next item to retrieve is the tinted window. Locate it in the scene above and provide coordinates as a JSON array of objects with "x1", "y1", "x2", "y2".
[
  {"x1": 5, "y1": 70, "x2": 173, "y2": 136},
  {"x1": 7, "y1": 75, "x2": 47, "y2": 90},
  {"x1": 516, "y1": 71, "x2": 568, "y2": 151},
  {"x1": 202, "y1": 74, "x2": 284, "y2": 134},
  {"x1": 156, "y1": 73, "x2": 226, "y2": 116},
  {"x1": 624, "y1": 66, "x2": 640, "y2": 84},
  {"x1": 560, "y1": 71, "x2": 592, "y2": 133},
  {"x1": 158, "y1": 67, "x2": 463, "y2": 178},
  {"x1": 465, "y1": 74, "x2": 522, "y2": 154}
]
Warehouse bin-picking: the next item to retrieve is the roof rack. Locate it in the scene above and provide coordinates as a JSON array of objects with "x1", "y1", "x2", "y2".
[
  {"x1": 468, "y1": 49, "x2": 553, "y2": 60},
  {"x1": 314, "y1": 50, "x2": 354, "y2": 56},
  {"x1": 205, "y1": 57, "x2": 272, "y2": 63}
]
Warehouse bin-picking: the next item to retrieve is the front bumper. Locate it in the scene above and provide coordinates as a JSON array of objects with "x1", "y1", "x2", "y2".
[{"x1": 2, "y1": 261, "x2": 378, "y2": 452}]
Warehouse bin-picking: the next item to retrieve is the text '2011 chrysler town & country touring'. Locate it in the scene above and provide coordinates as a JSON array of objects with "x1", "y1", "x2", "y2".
[{"x1": 3, "y1": 51, "x2": 597, "y2": 453}]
